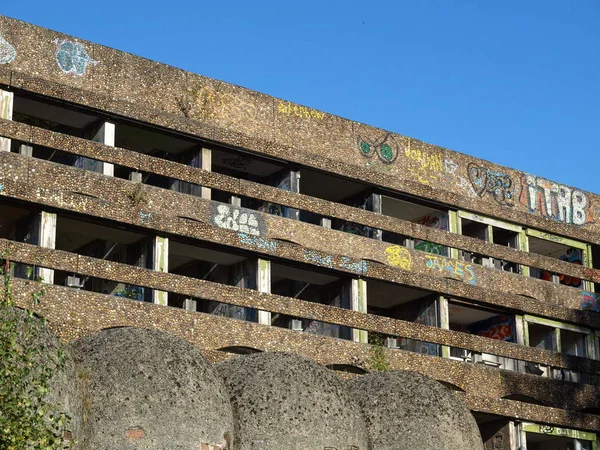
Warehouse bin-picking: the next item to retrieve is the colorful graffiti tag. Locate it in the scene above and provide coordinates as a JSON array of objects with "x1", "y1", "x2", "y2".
[
  {"x1": 581, "y1": 291, "x2": 599, "y2": 312},
  {"x1": 211, "y1": 204, "x2": 265, "y2": 236},
  {"x1": 404, "y1": 144, "x2": 444, "y2": 185},
  {"x1": 414, "y1": 214, "x2": 449, "y2": 256},
  {"x1": 469, "y1": 315, "x2": 514, "y2": 342},
  {"x1": 535, "y1": 248, "x2": 583, "y2": 288},
  {"x1": 303, "y1": 249, "x2": 368, "y2": 274},
  {"x1": 357, "y1": 133, "x2": 399, "y2": 164},
  {"x1": 0, "y1": 34, "x2": 16, "y2": 64},
  {"x1": 385, "y1": 245, "x2": 412, "y2": 270},
  {"x1": 54, "y1": 40, "x2": 97, "y2": 76},
  {"x1": 195, "y1": 85, "x2": 257, "y2": 122},
  {"x1": 520, "y1": 175, "x2": 592, "y2": 226},
  {"x1": 277, "y1": 101, "x2": 325, "y2": 120},
  {"x1": 424, "y1": 255, "x2": 477, "y2": 285},
  {"x1": 237, "y1": 233, "x2": 278, "y2": 252},
  {"x1": 467, "y1": 163, "x2": 514, "y2": 206}
]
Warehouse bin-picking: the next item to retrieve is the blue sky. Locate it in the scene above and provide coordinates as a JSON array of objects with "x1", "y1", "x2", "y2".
[{"x1": 2, "y1": 1, "x2": 598, "y2": 193}]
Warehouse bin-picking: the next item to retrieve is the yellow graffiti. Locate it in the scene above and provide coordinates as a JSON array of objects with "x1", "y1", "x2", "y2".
[
  {"x1": 424, "y1": 255, "x2": 477, "y2": 285},
  {"x1": 404, "y1": 143, "x2": 444, "y2": 186},
  {"x1": 277, "y1": 101, "x2": 325, "y2": 120},
  {"x1": 196, "y1": 86, "x2": 257, "y2": 121},
  {"x1": 385, "y1": 245, "x2": 412, "y2": 270}
]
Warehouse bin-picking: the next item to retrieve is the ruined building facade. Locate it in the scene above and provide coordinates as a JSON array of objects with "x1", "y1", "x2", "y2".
[{"x1": 1, "y1": 15, "x2": 599, "y2": 450}]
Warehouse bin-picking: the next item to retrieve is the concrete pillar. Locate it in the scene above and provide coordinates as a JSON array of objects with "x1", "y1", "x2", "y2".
[
  {"x1": 257, "y1": 258, "x2": 271, "y2": 325},
  {"x1": 152, "y1": 236, "x2": 169, "y2": 306},
  {"x1": 19, "y1": 144, "x2": 33, "y2": 156},
  {"x1": 0, "y1": 89, "x2": 13, "y2": 152},
  {"x1": 320, "y1": 217, "x2": 332, "y2": 228},
  {"x1": 439, "y1": 296, "x2": 450, "y2": 359},
  {"x1": 15, "y1": 212, "x2": 56, "y2": 284},
  {"x1": 184, "y1": 298, "x2": 197, "y2": 312},
  {"x1": 351, "y1": 278, "x2": 368, "y2": 343},
  {"x1": 92, "y1": 121, "x2": 115, "y2": 176},
  {"x1": 170, "y1": 147, "x2": 211, "y2": 199}
]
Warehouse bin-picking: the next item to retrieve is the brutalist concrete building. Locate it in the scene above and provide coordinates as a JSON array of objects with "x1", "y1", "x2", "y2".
[{"x1": 1, "y1": 15, "x2": 600, "y2": 450}]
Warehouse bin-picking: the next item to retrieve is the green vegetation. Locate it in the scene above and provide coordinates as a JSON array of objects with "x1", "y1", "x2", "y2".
[
  {"x1": 367, "y1": 334, "x2": 391, "y2": 372},
  {"x1": 0, "y1": 258, "x2": 72, "y2": 449}
]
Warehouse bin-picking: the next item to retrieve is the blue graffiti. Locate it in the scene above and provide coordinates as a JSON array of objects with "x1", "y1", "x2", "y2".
[
  {"x1": 339, "y1": 256, "x2": 368, "y2": 274},
  {"x1": 139, "y1": 211, "x2": 152, "y2": 224},
  {"x1": 0, "y1": 183, "x2": 4, "y2": 193},
  {"x1": 582, "y1": 291, "x2": 600, "y2": 313},
  {"x1": 54, "y1": 40, "x2": 96, "y2": 76},
  {"x1": 0, "y1": 35, "x2": 16, "y2": 64},
  {"x1": 304, "y1": 249, "x2": 334, "y2": 268},
  {"x1": 238, "y1": 233, "x2": 278, "y2": 252}
]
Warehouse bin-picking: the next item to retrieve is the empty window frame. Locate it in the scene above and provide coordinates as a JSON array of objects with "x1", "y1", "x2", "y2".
[
  {"x1": 445, "y1": 298, "x2": 519, "y2": 371},
  {"x1": 457, "y1": 211, "x2": 525, "y2": 273},
  {"x1": 381, "y1": 195, "x2": 455, "y2": 250},
  {"x1": 526, "y1": 229, "x2": 593, "y2": 291},
  {"x1": 519, "y1": 422, "x2": 597, "y2": 450},
  {"x1": 523, "y1": 315, "x2": 594, "y2": 382}
]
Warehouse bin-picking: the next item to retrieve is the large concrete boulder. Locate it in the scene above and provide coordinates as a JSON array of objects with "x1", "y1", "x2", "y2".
[
  {"x1": 69, "y1": 327, "x2": 233, "y2": 449},
  {"x1": 217, "y1": 352, "x2": 369, "y2": 450},
  {"x1": 347, "y1": 370, "x2": 484, "y2": 450}
]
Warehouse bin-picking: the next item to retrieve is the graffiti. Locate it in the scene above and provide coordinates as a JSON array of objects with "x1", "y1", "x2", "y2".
[
  {"x1": 385, "y1": 245, "x2": 412, "y2": 270},
  {"x1": 414, "y1": 214, "x2": 448, "y2": 256},
  {"x1": 211, "y1": 204, "x2": 264, "y2": 236},
  {"x1": 581, "y1": 291, "x2": 600, "y2": 312},
  {"x1": 357, "y1": 132, "x2": 400, "y2": 164},
  {"x1": 539, "y1": 425, "x2": 555, "y2": 434},
  {"x1": 238, "y1": 233, "x2": 277, "y2": 252},
  {"x1": 54, "y1": 40, "x2": 97, "y2": 76},
  {"x1": 222, "y1": 155, "x2": 252, "y2": 170},
  {"x1": 139, "y1": 211, "x2": 152, "y2": 224},
  {"x1": 277, "y1": 101, "x2": 325, "y2": 120},
  {"x1": 304, "y1": 250, "x2": 368, "y2": 274},
  {"x1": 425, "y1": 255, "x2": 477, "y2": 285},
  {"x1": 340, "y1": 256, "x2": 368, "y2": 274},
  {"x1": 444, "y1": 159, "x2": 458, "y2": 174},
  {"x1": 537, "y1": 248, "x2": 582, "y2": 287},
  {"x1": 404, "y1": 143, "x2": 444, "y2": 185},
  {"x1": 469, "y1": 316, "x2": 514, "y2": 342},
  {"x1": 304, "y1": 249, "x2": 333, "y2": 268},
  {"x1": 0, "y1": 183, "x2": 4, "y2": 193},
  {"x1": 0, "y1": 34, "x2": 16, "y2": 64},
  {"x1": 467, "y1": 163, "x2": 514, "y2": 206},
  {"x1": 457, "y1": 176, "x2": 477, "y2": 198},
  {"x1": 195, "y1": 85, "x2": 257, "y2": 121},
  {"x1": 520, "y1": 175, "x2": 592, "y2": 225}
]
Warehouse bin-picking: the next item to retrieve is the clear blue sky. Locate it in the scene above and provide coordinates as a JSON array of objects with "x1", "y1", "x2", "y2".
[{"x1": 2, "y1": 1, "x2": 599, "y2": 193}]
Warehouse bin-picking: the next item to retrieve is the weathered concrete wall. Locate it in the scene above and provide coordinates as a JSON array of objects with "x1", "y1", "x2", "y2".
[
  {"x1": 0, "y1": 15, "x2": 598, "y2": 246},
  {"x1": 348, "y1": 371, "x2": 484, "y2": 450},
  {"x1": 69, "y1": 327, "x2": 234, "y2": 449},
  {"x1": 216, "y1": 352, "x2": 369, "y2": 450}
]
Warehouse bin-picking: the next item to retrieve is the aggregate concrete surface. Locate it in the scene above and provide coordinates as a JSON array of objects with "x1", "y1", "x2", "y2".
[{"x1": 348, "y1": 370, "x2": 484, "y2": 450}]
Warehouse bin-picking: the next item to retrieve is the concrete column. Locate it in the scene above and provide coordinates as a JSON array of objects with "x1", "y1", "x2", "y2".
[
  {"x1": 184, "y1": 298, "x2": 197, "y2": 312},
  {"x1": 230, "y1": 196, "x2": 241, "y2": 207},
  {"x1": 351, "y1": 278, "x2": 368, "y2": 343},
  {"x1": 201, "y1": 147, "x2": 212, "y2": 200},
  {"x1": 439, "y1": 296, "x2": 450, "y2": 359},
  {"x1": 257, "y1": 258, "x2": 271, "y2": 325},
  {"x1": 92, "y1": 121, "x2": 115, "y2": 176},
  {"x1": 15, "y1": 212, "x2": 56, "y2": 284},
  {"x1": 0, "y1": 89, "x2": 13, "y2": 152},
  {"x1": 170, "y1": 147, "x2": 211, "y2": 198},
  {"x1": 152, "y1": 236, "x2": 169, "y2": 306},
  {"x1": 19, "y1": 144, "x2": 33, "y2": 156},
  {"x1": 320, "y1": 218, "x2": 332, "y2": 228}
]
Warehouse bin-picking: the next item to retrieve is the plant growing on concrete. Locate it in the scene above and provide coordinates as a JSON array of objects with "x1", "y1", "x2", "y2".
[
  {"x1": 367, "y1": 334, "x2": 391, "y2": 372},
  {"x1": 0, "y1": 257, "x2": 72, "y2": 449}
]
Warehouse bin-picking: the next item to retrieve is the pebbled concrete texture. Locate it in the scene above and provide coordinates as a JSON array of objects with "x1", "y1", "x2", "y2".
[
  {"x1": 69, "y1": 326, "x2": 234, "y2": 449},
  {"x1": 216, "y1": 352, "x2": 369, "y2": 450},
  {"x1": 347, "y1": 370, "x2": 484, "y2": 450}
]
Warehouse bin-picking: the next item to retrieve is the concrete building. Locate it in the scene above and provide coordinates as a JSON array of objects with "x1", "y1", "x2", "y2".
[{"x1": 1, "y1": 15, "x2": 599, "y2": 449}]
